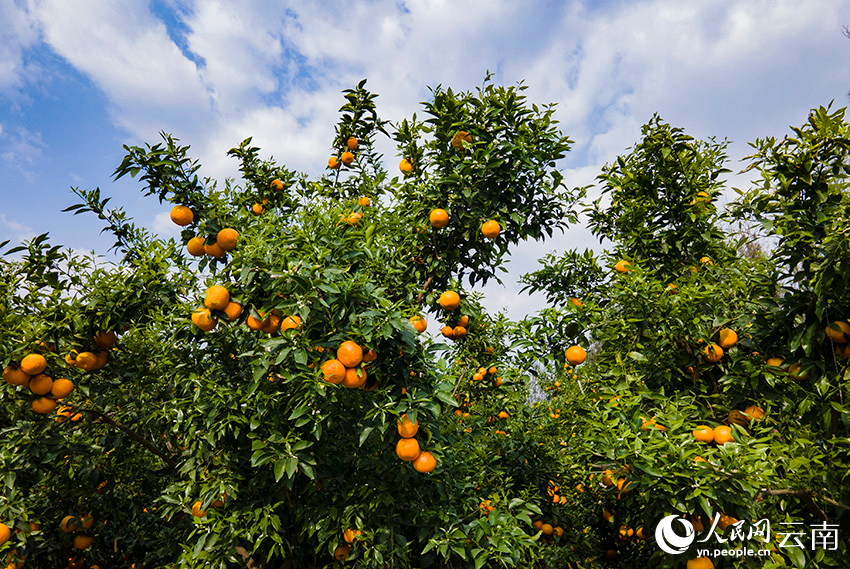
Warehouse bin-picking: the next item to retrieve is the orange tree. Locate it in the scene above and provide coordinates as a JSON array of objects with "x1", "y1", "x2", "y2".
[
  {"x1": 0, "y1": 80, "x2": 587, "y2": 569},
  {"x1": 521, "y1": 108, "x2": 850, "y2": 568}
]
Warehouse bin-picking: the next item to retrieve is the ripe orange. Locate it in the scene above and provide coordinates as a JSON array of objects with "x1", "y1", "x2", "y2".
[
  {"x1": 191, "y1": 308, "x2": 217, "y2": 332},
  {"x1": 72, "y1": 534, "x2": 92, "y2": 549},
  {"x1": 60, "y1": 516, "x2": 81, "y2": 533},
  {"x1": 94, "y1": 351, "x2": 108, "y2": 369},
  {"x1": 204, "y1": 241, "x2": 226, "y2": 258},
  {"x1": 498, "y1": 410, "x2": 509, "y2": 420},
  {"x1": 191, "y1": 501, "x2": 206, "y2": 518},
  {"x1": 687, "y1": 557, "x2": 714, "y2": 569},
  {"x1": 395, "y1": 438, "x2": 420, "y2": 461},
  {"x1": 700, "y1": 256, "x2": 713, "y2": 265},
  {"x1": 343, "y1": 528, "x2": 361, "y2": 544},
  {"x1": 262, "y1": 312, "x2": 281, "y2": 334},
  {"x1": 94, "y1": 330, "x2": 116, "y2": 349},
  {"x1": 3, "y1": 367, "x2": 29, "y2": 386},
  {"x1": 727, "y1": 410, "x2": 749, "y2": 426},
  {"x1": 28, "y1": 373, "x2": 53, "y2": 395},
  {"x1": 570, "y1": 297, "x2": 583, "y2": 306},
  {"x1": 713, "y1": 425, "x2": 734, "y2": 445},
  {"x1": 717, "y1": 328, "x2": 738, "y2": 348},
  {"x1": 0, "y1": 523, "x2": 9, "y2": 545},
  {"x1": 717, "y1": 514, "x2": 737, "y2": 530},
  {"x1": 75, "y1": 352, "x2": 98, "y2": 371},
  {"x1": 693, "y1": 425, "x2": 715, "y2": 443},
  {"x1": 488, "y1": 366, "x2": 497, "y2": 375},
  {"x1": 413, "y1": 450, "x2": 436, "y2": 473},
  {"x1": 223, "y1": 302, "x2": 242, "y2": 322},
  {"x1": 788, "y1": 363, "x2": 808, "y2": 380},
  {"x1": 457, "y1": 315, "x2": 470, "y2": 327},
  {"x1": 337, "y1": 341, "x2": 364, "y2": 368},
  {"x1": 453, "y1": 326, "x2": 467, "y2": 338},
  {"x1": 766, "y1": 357, "x2": 785, "y2": 367},
  {"x1": 451, "y1": 130, "x2": 472, "y2": 150},
  {"x1": 340, "y1": 151, "x2": 354, "y2": 166},
  {"x1": 252, "y1": 203, "x2": 263, "y2": 214},
  {"x1": 320, "y1": 360, "x2": 346, "y2": 384},
  {"x1": 187, "y1": 236, "x2": 206, "y2": 256},
  {"x1": 170, "y1": 205, "x2": 193, "y2": 226},
  {"x1": 825, "y1": 321, "x2": 850, "y2": 343},
  {"x1": 205, "y1": 285, "x2": 230, "y2": 310},
  {"x1": 743, "y1": 405, "x2": 764, "y2": 421},
  {"x1": 270, "y1": 179, "x2": 284, "y2": 190},
  {"x1": 702, "y1": 343, "x2": 723, "y2": 363},
  {"x1": 341, "y1": 367, "x2": 367, "y2": 388},
  {"x1": 358, "y1": 196, "x2": 371, "y2": 207},
  {"x1": 541, "y1": 523, "x2": 554, "y2": 536},
  {"x1": 429, "y1": 209, "x2": 449, "y2": 229},
  {"x1": 343, "y1": 211, "x2": 362, "y2": 226},
  {"x1": 216, "y1": 228, "x2": 239, "y2": 251},
  {"x1": 441, "y1": 326, "x2": 454, "y2": 339},
  {"x1": 280, "y1": 315, "x2": 302, "y2": 332},
  {"x1": 399, "y1": 158, "x2": 413, "y2": 174},
  {"x1": 334, "y1": 544, "x2": 351, "y2": 561},
  {"x1": 328, "y1": 156, "x2": 341, "y2": 169},
  {"x1": 362, "y1": 349, "x2": 377, "y2": 362},
  {"x1": 246, "y1": 312, "x2": 268, "y2": 331},
  {"x1": 32, "y1": 397, "x2": 57, "y2": 414},
  {"x1": 481, "y1": 220, "x2": 501, "y2": 239},
  {"x1": 346, "y1": 137, "x2": 358, "y2": 150},
  {"x1": 20, "y1": 354, "x2": 47, "y2": 375},
  {"x1": 397, "y1": 414, "x2": 419, "y2": 438},
  {"x1": 409, "y1": 315, "x2": 427, "y2": 333},
  {"x1": 438, "y1": 290, "x2": 461, "y2": 310},
  {"x1": 837, "y1": 344, "x2": 850, "y2": 358},
  {"x1": 614, "y1": 260, "x2": 631, "y2": 273},
  {"x1": 565, "y1": 345, "x2": 587, "y2": 365}
]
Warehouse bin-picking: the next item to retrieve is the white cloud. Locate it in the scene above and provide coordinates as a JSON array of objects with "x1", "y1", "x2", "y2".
[
  {"x1": 0, "y1": 123, "x2": 46, "y2": 179},
  {"x1": 0, "y1": 0, "x2": 39, "y2": 93},
  {"x1": 0, "y1": 213, "x2": 36, "y2": 243}
]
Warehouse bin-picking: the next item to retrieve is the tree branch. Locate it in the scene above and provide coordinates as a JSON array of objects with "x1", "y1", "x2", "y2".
[
  {"x1": 756, "y1": 488, "x2": 850, "y2": 521},
  {"x1": 85, "y1": 409, "x2": 179, "y2": 470}
]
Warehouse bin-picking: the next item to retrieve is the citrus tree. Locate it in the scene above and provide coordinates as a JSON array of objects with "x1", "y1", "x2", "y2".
[{"x1": 0, "y1": 79, "x2": 586, "y2": 569}]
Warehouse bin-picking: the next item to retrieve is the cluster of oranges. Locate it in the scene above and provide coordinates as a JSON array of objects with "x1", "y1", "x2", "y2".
[
  {"x1": 436, "y1": 291, "x2": 474, "y2": 341},
  {"x1": 319, "y1": 340, "x2": 376, "y2": 390},
  {"x1": 531, "y1": 518, "x2": 565, "y2": 540},
  {"x1": 428, "y1": 207, "x2": 501, "y2": 240},
  {"x1": 328, "y1": 137, "x2": 358, "y2": 170},
  {"x1": 395, "y1": 414, "x2": 437, "y2": 473},
  {"x1": 172, "y1": 203, "x2": 240, "y2": 260},
  {"x1": 4, "y1": 352, "x2": 75, "y2": 416},
  {"x1": 59, "y1": 514, "x2": 94, "y2": 551},
  {"x1": 546, "y1": 479, "x2": 569, "y2": 506},
  {"x1": 333, "y1": 526, "x2": 362, "y2": 561},
  {"x1": 470, "y1": 365, "x2": 502, "y2": 387}
]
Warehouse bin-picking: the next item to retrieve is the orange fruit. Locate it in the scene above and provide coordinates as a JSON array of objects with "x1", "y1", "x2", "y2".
[
  {"x1": 614, "y1": 260, "x2": 630, "y2": 273},
  {"x1": 438, "y1": 290, "x2": 460, "y2": 310},
  {"x1": 94, "y1": 330, "x2": 116, "y2": 349},
  {"x1": 223, "y1": 302, "x2": 243, "y2": 322},
  {"x1": 75, "y1": 352, "x2": 98, "y2": 371},
  {"x1": 343, "y1": 211, "x2": 362, "y2": 226},
  {"x1": 204, "y1": 241, "x2": 226, "y2": 258},
  {"x1": 191, "y1": 308, "x2": 217, "y2": 332},
  {"x1": 246, "y1": 312, "x2": 268, "y2": 331},
  {"x1": 3, "y1": 367, "x2": 29, "y2": 386},
  {"x1": 170, "y1": 205, "x2": 193, "y2": 226},
  {"x1": 328, "y1": 156, "x2": 341, "y2": 169},
  {"x1": 191, "y1": 501, "x2": 206, "y2": 518},
  {"x1": 788, "y1": 363, "x2": 808, "y2": 380},
  {"x1": 409, "y1": 315, "x2": 427, "y2": 333},
  {"x1": 429, "y1": 209, "x2": 449, "y2": 229},
  {"x1": 341, "y1": 367, "x2": 366, "y2": 388},
  {"x1": 717, "y1": 514, "x2": 737, "y2": 530},
  {"x1": 320, "y1": 360, "x2": 346, "y2": 384},
  {"x1": 205, "y1": 285, "x2": 230, "y2": 310},
  {"x1": 334, "y1": 544, "x2": 351, "y2": 561},
  {"x1": 396, "y1": 438, "x2": 420, "y2": 461},
  {"x1": 187, "y1": 236, "x2": 206, "y2": 256},
  {"x1": 453, "y1": 326, "x2": 467, "y2": 338},
  {"x1": 687, "y1": 557, "x2": 714, "y2": 569},
  {"x1": 825, "y1": 321, "x2": 850, "y2": 343},
  {"x1": 397, "y1": 414, "x2": 419, "y2": 438},
  {"x1": 727, "y1": 410, "x2": 749, "y2": 426},
  {"x1": 717, "y1": 328, "x2": 738, "y2": 348},
  {"x1": 358, "y1": 196, "x2": 371, "y2": 207},
  {"x1": 252, "y1": 203, "x2": 263, "y2": 215},
  {"x1": 488, "y1": 366, "x2": 497, "y2": 375},
  {"x1": 693, "y1": 425, "x2": 715, "y2": 443},
  {"x1": 743, "y1": 405, "x2": 764, "y2": 421},
  {"x1": 399, "y1": 158, "x2": 413, "y2": 174},
  {"x1": 498, "y1": 410, "x2": 509, "y2": 420},
  {"x1": 0, "y1": 523, "x2": 9, "y2": 545},
  {"x1": 32, "y1": 397, "x2": 57, "y2": 414},
  {"x1": 766, "y1": 357, "x2": 785, "y2": 368},
  {"x1": 94, "y1": 351, "x2": 109, "y2": 369},
  {"x1": 570, "y1": 297, "x2": 583, "y2": 306},
  {"x1": 337, "y1": 341, "x2": 363, "y2": 368},
  {"x1": 60, "y1": 516, "x2": 81, "y2": 533},
  {"x1": 714, "y1": 425, "x2": 734, "y2": 445},
  {"x1": 28, "y1": 373, "x2": 52, "y2": 395},
  {"x1": 700, "y1": 256, "x2": 713, "y2": 265},
  {"x1": 541, "y1": 523, "x2": 553, "y2": 536},
  {"x1": 343, "y1": 528, "x2": 361, "y2": 544},
  {"x1": 72, "y1": 534, "x2": 92, "y2": 550},
  {"x1": 441, "y1": 326, "x2": 454, "y2": 339},
  {"x1": 457, "y1": 315, "x2": 470, "y2": 327},
  {"x1": 346, "y1": 137, "x2": 358, "y2": 150},
  {"x1": 481, "y1": 220, "x2": 501, "y2": 239},
  {"x1": 451, "y1": 130, "x2": 472, "y2": 150},
  {"x1": 362, "y1": 349, "x2": 377, "y2": 362},
  {"x1": 20, "y1": 354, "x2": 47, "y2": 375},
  {"x1": 565, "y1": 345, "x2": 587, "y2": 365},
  {"x1": 413, "y1": 451, "x2": 436, "y2": 473},
  {"x1": 340, "y1": 151, "x2": 354, "y2": 166},
  {"x1": 702, "y1": 343, "x2": 723, "y2": 363},
  {"x1": 280, "y1": 315, "x2": 302, "y2": 332},
  {"x1": 216, "y1": 228, "x2": 239, "y2": 251},
  {"x1": 270, "y1": 179, "x2": 284, "y2": 190},
  {"x1": 837, "y1": 344, "x2": 850, "y2": 358}
]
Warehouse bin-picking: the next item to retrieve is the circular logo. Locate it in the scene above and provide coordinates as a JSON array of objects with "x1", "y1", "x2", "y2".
[{"x1": 655, "y1": 515, "x2": 695, "y2": 555}]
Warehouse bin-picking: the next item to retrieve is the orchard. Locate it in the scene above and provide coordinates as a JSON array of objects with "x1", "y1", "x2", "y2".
[{"x1": 1, "y1": 78, "x2": 848, "y2": 569}]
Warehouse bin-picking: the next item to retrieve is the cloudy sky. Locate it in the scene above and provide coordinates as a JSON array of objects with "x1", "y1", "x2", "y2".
[{"x1": 1, "y1": 0, "x2": 849, "y2": 318}]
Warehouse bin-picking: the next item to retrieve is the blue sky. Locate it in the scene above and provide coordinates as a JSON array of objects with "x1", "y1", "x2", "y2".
[{"x1": 1, "y1": 0, "x2": 849, "y2": 318}]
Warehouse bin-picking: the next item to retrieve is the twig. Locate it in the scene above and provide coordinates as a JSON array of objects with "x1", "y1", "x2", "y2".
[{"x1": 86, "y1": 409, "x2": 179, "y2": 470}]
